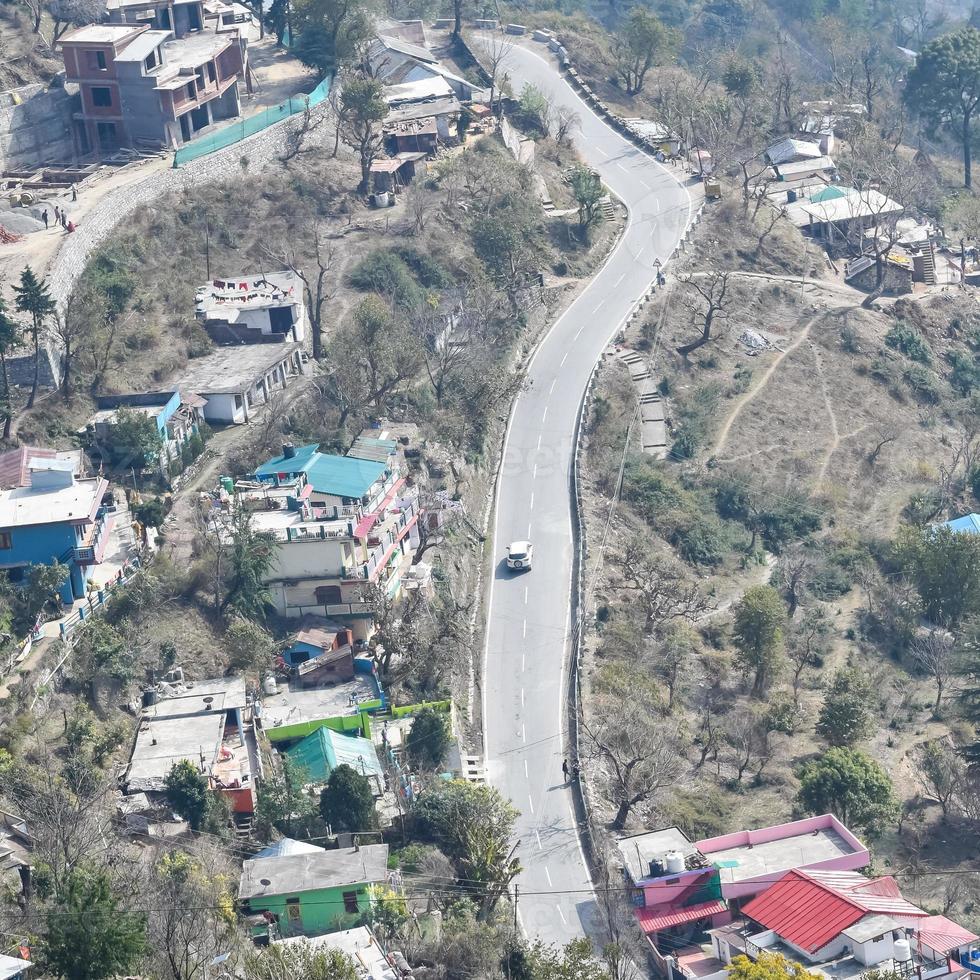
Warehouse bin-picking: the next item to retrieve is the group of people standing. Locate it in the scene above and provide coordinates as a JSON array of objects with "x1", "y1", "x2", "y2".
[{"x1": 39, "y1": 184, "x2": 78, "y2": 234}]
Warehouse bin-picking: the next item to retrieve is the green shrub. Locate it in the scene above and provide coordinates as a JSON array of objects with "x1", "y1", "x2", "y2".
[
  {"x1": 622, "y1": 457, "x2": 684, "y2": 520},
  {"x1": 902, "y1": 363, "x2": 941, "y2": 403},
  {"x1": 885, "y1": 322, "x2": 931, "y2": 363},
  {"x1": 348, "y1": 251, "x2": 423, "y2": 309},
  {"x1": 392, "y1": 246, "x2": 451, "y2": 289},
  {"x1": 670, "y1": 513, "x2": 728, "y2": 566},
  {"x1": 662, "y1": 786, "x2": 734, "y2": 840},
  {"x1": 948, "y1": 350, "x2": 980, "y2": 396}
]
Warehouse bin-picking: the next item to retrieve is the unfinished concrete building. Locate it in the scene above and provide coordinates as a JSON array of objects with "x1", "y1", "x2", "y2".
[{"x1": 59, "y1": 4, "x2": 248, "y2": 157}]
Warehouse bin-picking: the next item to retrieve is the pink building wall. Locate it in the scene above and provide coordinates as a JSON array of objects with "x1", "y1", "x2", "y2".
[
  {"x1": 642, "y1": 869, "x2": 711, "y2": 909},
  {"x1": 696, "y1": 814, "x2": 870, "y2": 902}
]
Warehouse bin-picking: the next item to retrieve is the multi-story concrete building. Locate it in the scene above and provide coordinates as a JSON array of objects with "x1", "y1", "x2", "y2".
[
  {"x1": 213, "y1": 436, "x2": 421, "y2": 636},
  {"x1": 59, "y1": 5, "x2": 247, "y2": 158}
]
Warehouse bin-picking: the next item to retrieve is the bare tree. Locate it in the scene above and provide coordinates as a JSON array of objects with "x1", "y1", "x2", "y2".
[
  {"x1": 910, "y1": 628, "x2": 955, "y2": 713},
  {"x1": 675, "y1": 271, "x2": 732, "y2": 357},
  {"x1": 645, "y1": 623, "x2": 699, "y2": 712},
  {"x1": 46, "y1": 0, "x2": 104, "y2": 41},
  {"x1": 280, "y1": 101, "x2": 325, "y2": 162},
  {"x1": 266, "y1": 222, "x2": 335, "y2": 361},
  {"x1": 20, "y1": 0, "x2": 44, "y2": 33},
  {"x1": 786, "y1": 605, "x2": 829, "y2": 699},
  {"x1": 483, "y1": 34, "x2": 513, "y2": 110},
  {"x1": 722, "y1": 707, "x2": 769, "y2": 785},
  {"x1": 407, "y1": 183, "x2": 436, "y2": 236},
  {"x1": 51, "y1": 284, "x2": 100, "y2": 403},
  {"x1": 619, "y1": 543, "x2": 713, "y2": 631},
  {"x1": 6, "y1": 747, "x2": 115, "y2": 900},
  {"x1": 582, "y1": 704, "x2": 682, "y2": 830},
  {"x1": 916, "y1": 738, "x2": 964, "y2": 818},
  {"x1": 838, "y1": 125, "x2": 938, "y2": 308},
  {"x1": 867, "y1": 423, "x2": 899, "y2": 467},
  {"x1": 774, "y1": 544, "x2": 813, "y2": 618},
  {"x1": 554, "y1": 104, "x2": 581, "y2": 146},
  {"x1": 146, "y1": 840, "x2": 244, "y2": 980}
]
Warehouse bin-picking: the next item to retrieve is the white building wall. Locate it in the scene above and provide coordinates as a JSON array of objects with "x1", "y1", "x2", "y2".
[
  {"x1": 269, "y1": 537, "x2": 352, "y2": 579},
  {"x1": 853, "y1": 933, "x2": 897, "y2": 966},
  {"x1": 201, "y1": 392, "x2": 246, "y2": 424}
]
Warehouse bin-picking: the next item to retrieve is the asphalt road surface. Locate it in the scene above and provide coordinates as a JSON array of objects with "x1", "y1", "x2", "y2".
[{"x1": 478, "y1": 38, "x2": 696, "y2": 945}]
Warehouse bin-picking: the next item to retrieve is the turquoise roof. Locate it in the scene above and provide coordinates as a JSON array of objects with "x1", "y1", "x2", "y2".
[
  {"x1": 253, "y1": 443, "x2": 319, "y2": 478},
  {"x1": 286, "y1": 727, "x2": 384, "y2": 783},
  {"x1": 253, "y1": 444, "x2": 387, "y2": 499},
  {"x1": 808, "y1": 186, "x2": 849, "y2": 203},
  {"x1": 305, "y1": 455, "x2": 387, "y2": 499},
  {"x1": 940, "y1": 513, "x2": 980, "y2": 535}
]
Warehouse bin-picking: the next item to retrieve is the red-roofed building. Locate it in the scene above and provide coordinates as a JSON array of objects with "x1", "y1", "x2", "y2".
[{"x1": 706, "y1": 870, "x2": 978, "y2": 980}]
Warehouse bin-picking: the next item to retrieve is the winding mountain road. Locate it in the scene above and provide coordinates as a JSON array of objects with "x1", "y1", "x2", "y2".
[{"x1": 477, "y1": 37, "x2": 696, "y2": 945}]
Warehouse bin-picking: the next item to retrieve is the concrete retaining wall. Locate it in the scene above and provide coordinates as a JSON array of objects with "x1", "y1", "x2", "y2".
[{"x1": 0, "y1": 83, "x2": 77, "y2": 172}]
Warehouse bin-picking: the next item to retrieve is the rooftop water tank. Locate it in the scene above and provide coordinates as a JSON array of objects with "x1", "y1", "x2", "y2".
[
  {"x1": 665, "y1": 851, "x2": 685, "y2": 874},
  {"x1": 262, "y1": 673, "x2": 277, "y2": 696},
  {"x1": 894, "y1": 939, "x2": 912, "y2": 962}
]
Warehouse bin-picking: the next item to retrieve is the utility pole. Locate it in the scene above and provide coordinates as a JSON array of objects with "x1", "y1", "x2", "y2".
[{"x1": 205, "y1": 212, "x2": 211, "y2": 280}]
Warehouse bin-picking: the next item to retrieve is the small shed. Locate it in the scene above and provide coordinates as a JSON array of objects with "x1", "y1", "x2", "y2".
[{"x1": 369, "y1": 151, "x2": 428, "y2": 193}]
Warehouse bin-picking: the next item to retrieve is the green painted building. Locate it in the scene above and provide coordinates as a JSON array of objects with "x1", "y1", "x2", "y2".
[{"x1": 239, "y1": 843, "x2": 390, "y2": 939}]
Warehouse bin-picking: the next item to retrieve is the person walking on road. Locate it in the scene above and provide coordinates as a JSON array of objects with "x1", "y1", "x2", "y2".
[
  {"x1": 41, "y1": 209, "x2": 48, "y2": 229},
  {"x1": 71, "y1": 183, "x2": 78, "y2": 202},
  {"x1": 562, "y1": 758, "x2": 570, "y2": 782},
  {"x1": 53, "y1": 205, "x2": 61, "y2": 225}
]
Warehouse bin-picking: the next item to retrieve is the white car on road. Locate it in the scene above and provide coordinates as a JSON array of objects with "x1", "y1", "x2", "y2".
[{"x1": 506, "y1": 540, "x2": 533, "y2": 571}]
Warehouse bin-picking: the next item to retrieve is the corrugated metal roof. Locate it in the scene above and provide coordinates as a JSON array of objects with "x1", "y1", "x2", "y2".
[
  {"x1": 253, "y1": 838, "x2": 325, "y2": 860},
  {"x1": 742, "y1": 870, "x2": 863, "y2": 952},
  {"x1": 940, "y1": 513, "x2": 980, "y2": 535},
  {"x1": 635, "y1": 900, "x2": 727, "y2": 935},
  {"x1": 917, "y1": 915, "x2": 979, "y2": 955},
  {"x1": 253, "y1": 445, "x2": 387, "y2": 499},
  {"x1": 742, "y1": 870, "x2": 925, "y2": 953},
  {"x1": 253, "y1": 443, "x2": 319, "y2": 477},
  {"x1": 286, "y1": 728, "x2": 383, "y2": 784}
]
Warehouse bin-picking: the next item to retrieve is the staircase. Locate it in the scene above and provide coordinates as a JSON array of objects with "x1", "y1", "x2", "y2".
[
  {"x1": 920, "y1": 242, "x2": 937, "y2": 285},
  {"x1": 615, "y1": 348, "x2": 668, "y2": 458}
]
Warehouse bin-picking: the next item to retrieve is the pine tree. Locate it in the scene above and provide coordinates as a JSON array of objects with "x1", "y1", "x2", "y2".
[{"x1": 12, "y1": 266, "x2": 55, "y2": 409}]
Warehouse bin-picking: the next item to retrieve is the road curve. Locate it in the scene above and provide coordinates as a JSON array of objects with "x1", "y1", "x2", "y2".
[{"x1": 478, "y1": 38, "x2": 695, "y2": 945}]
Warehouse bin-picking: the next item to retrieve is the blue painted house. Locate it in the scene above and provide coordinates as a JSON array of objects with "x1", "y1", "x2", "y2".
[{"x1": 0, "y1": 456, "x2": 111, "y2": 603}]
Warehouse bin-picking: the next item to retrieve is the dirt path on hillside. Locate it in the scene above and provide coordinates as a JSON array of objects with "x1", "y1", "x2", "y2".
[{"x1": 711, "y1": 309, "x2": 825, "y2": 458}]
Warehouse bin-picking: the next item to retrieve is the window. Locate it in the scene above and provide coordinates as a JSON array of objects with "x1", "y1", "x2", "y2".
[
  {"x1": 206, "y1": 61, "x2": 216, "y2": 83},
  {"x1": 285, "y1": 899, "x2": 301, "y2": 924},
  {"x1": 315, "y1": 585, "x2": 342, "y2": 605},
  {"x1": 342, "y1": 891, "x2": 359, "y2": 915},
  {"x1": 144, "y1": 49, "x2": 158, "y2": 71},
  {"x1": 91, "y1": 86, "x2": 112, "y2": 107},
  {"x1": 665, "y1": 878, "x2": 681, "y2": 885},
  {"x1": 86, "y1": 50, "x2": 108, "y2": 71},
  {"x1": 0, "y1": 532, "x2": 11, "y2": 550},
  {"x1": 186, "y1": 82, "x2": 196, "y2": 101}
]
